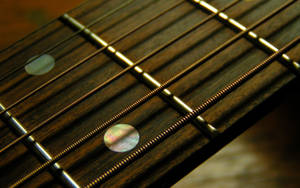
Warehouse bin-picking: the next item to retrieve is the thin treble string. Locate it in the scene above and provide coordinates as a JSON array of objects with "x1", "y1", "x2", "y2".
[
  {"x1": 66, "y1": 0, "x2": 107, "y2": 16},
  {"x1": 0, "y1": 0, "x2": 96, "y2": 54},
  {"x1": 85, "y1": 36, "x2": 300, "y2": 188},
  {"x1": 0, "y1": 0, "x2": 136, "y2": 82},
  {"x1": 0, "y1": 0, "x2": 185, "y2": 116},
  {"x1": 0, "y1": 0, "x2": 240, "y2": 155},
  {"x1": 9, "y1": 1, "x2": 295, "y2": 186}
]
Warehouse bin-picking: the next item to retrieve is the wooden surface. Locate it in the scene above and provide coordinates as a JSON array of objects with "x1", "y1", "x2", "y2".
[
  {"x1": 174, "y1": 89, "x2": 300, "y2": 188},
  {"x1": 0, "y1": 0, "x2": 83, "y2": 50},
  {"x1": 0, "y1": 0, "x2": 300, "y2": 187}
]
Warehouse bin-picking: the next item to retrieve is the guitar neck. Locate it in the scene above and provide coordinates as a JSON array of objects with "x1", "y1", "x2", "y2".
[{"x1": 0, "y1": 0, "x2": 299, "y2": 187}]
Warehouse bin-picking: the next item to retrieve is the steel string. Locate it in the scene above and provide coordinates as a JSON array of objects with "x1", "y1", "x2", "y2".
[
  {"x1": 9, "y1": 1, "x2": 295, "y2": 187},
  {"x1": 0, "y1": 0, "x2": 136, "y2": 82},
  {"x1": 0, "y1": 0, "x2": 185, "y2": 116},
  {"x1": 85, "y1": 36, "x2": 300, "y2": 187},
  {"x1": 0, "y1": 0, "x2": 240, "y2": 154}
]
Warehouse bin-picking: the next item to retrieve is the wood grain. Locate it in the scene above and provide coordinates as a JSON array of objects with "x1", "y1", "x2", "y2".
[{"x1": 0, "y1": 0, "x2": 299, "y2": 187}]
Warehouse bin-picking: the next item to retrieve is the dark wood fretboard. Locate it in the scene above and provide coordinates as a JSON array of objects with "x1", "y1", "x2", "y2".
[{"x1": 0, "y1": 0, "x2": 299, "y2": 187}]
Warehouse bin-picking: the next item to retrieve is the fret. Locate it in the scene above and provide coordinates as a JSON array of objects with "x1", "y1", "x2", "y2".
[
  {"x1": 0, "y1": 0, "x2": 107, "y2": 64},
  {"x1": 12, "y1": 1, "x2": 299, "y2": 185},
  {"x1": 61, "y1": 13, "x2": 219, "y2": 138},
  {"x1": 86, "y1": 37, "x2": 299, "y2": 187},
  {"x1": 1, "y1": 0, "x2": 299, "y2": 187},
  {"x1": 0, "y1": 0, "x2": 136, "y2": 81},
  {"x1": 0, "y1": 102, "x2": 79, "y2": 187},
  {"x1": 191, "y1": 0, "x2": 300, "y2": 73}
]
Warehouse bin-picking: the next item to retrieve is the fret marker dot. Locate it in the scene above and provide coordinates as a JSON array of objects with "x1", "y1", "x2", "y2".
[
  {"x1": 104, "y1": 124, "x2": 139, "y2": 153},
  {"x1": 25, "y1": 54, "x2": 55, "y2": 75}
]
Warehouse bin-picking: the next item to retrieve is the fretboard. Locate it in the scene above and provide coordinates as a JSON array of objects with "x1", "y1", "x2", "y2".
[{"x1": 0, "y1": 0, "x2": 299, "y2": 187}]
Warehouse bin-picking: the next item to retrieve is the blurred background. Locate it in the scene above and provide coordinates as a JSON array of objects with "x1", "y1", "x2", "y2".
[{"x1": 0, "y1": 0, "x2": 299, "y2": 187}]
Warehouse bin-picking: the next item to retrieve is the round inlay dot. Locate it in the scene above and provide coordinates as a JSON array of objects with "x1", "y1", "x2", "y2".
[
  {"x1": 25, "y1": 54, "x2": 55, "y2": 75},
  {"x1": 104, "y1": 124, "x2": 139, "y2": 153}
]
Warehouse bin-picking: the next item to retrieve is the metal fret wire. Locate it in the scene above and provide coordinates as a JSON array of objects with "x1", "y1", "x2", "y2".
[
  {"x1": 10, "y1": 1, "x2": 296, "y2": 186},
  {"x1": 0, "y1": 0, "x2": 185, "y2": 117},
  {"x1": 0, "y1": 0, "x2": 239, "y2": 154},
  {"x1": 0, "y1": 1, "x2": 133, "y2": 187},
  {"x1": 61, "y1": 2, "x2": 221, "y2": 138},
  {"x1": 0, "y1": 0, "x2": 96, "y2": 54},
  {"x1": 0, "y1": 1, "x2": 168, "y2": 186},
  {"x1": 85, "y1": 36, "x2": 300, "y2": 188},
  {"x1": 0, "y1": 103, "x2": 80, "y2": 188},
  {"x1": 193, "y1": 0, "x2": 300, "y2": 73},
  {"x1": 0, "y1": 0, "x2": 136, "y2": 82},
  {"x1": 0, "y1": 1, "x2": 178, "y2": 187}
]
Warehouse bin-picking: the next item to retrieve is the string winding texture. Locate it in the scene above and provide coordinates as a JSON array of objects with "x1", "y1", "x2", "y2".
[
  {"x1": 0, "y1": 0, "x2": 185, "y2": 117},
  {"x1": 85, "y1": 36, "x2": 300, "y2": 188},
  {"x1": 0, "y1": 0, "x2": 240, "y2": 155},
  {"x1": 9, "y1": 0, "x2": 297, "y2": 186}
]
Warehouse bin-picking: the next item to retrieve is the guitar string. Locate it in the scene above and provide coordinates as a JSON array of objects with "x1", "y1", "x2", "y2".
[
  {"x1": 0, "y1": 0, "x2": 100, "y2": 54},
  {"x1": 0, "y1": 0, "x2": 240, "y2": 154},
  {"x1": 0, "y1": 0, "x2": 185, "y2": 116},
  {"x1": 85, "y1": 36, "x2": 300, "y2": 188},
  {"x1": 0, "y1": 0, "x2": 136, "y2": 82},
  {"x1": 9, "y1": 1, "x2": 296, "y2": 186}
]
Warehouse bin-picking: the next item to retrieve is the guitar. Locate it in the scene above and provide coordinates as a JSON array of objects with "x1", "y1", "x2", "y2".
[{"x1": 0, "y1": 0, "x2": 299, "y2": 187}]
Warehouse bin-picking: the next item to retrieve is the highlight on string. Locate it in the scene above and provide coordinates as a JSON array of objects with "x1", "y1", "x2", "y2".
[
  {"x1": 6, "y1": 0, "x2": 299, "y2": 187},
  {"x1": 0, "y1": 0, "x2": 298, "y2": 187},
  {"x1": 0, "y1": 0, "x2": 241, "y2": 155},
  {"x1": 85, "y1": 38, "x2": 300, "y2": 187}
]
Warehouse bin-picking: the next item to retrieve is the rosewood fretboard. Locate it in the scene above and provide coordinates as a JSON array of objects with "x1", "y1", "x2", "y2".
[{"x1": 0, "y1": 0, "x2": 299, "y2": 187}]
